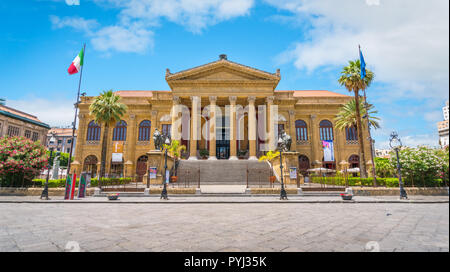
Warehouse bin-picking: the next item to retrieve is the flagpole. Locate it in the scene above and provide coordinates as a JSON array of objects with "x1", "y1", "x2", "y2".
[
  {"x1": 359, "y1": 45, "x2": 378, "y2": 186},
  {"x1": 67, "y1": 43, "x2": 86, "y2": 177}
]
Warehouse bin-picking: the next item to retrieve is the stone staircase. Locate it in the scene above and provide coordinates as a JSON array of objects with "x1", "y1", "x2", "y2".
[{"x1": 177, "y1": 160, "x2": 271, "y2": 187}]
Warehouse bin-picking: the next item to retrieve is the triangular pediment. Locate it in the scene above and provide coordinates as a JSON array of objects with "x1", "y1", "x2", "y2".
[{"x1": 166, "y1": 58, "x2": 280, "y2": 84}]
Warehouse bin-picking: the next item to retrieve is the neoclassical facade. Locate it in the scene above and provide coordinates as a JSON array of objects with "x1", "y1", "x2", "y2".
[{"x1": 72, "y1": 55, "x2": 371, "y2": 178}]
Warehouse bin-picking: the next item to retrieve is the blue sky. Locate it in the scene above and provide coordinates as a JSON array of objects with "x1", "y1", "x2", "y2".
[{"x1": 0, "y1": 0, "x2": 448, "y2": 149}]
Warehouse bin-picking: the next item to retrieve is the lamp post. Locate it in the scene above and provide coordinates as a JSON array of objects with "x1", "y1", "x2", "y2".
[
  {"x1": 277, "y1": 134, "x2": 288, "y2": 200},
  {"x1": 160, "y1": 136, "x2": 171, "y2": 200},
  {"x1": 41, "y1": 134, "x2": 56, "y2": 200},
  {"x1": 389, "y1": 131, "x2": 408, "y2": 200}
]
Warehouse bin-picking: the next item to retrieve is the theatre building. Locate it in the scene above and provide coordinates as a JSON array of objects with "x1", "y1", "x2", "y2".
[{"x1": 71, "y1": 55, "x2": 371, "y2": 182}]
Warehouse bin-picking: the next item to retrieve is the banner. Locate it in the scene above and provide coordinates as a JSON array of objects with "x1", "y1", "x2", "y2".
[
  {"x1": 289, "y1": 167, "x2": 297, "y2": 179},
  {"x1": 70, "y1": 173, "x2": 76, "y2": 200},
  {"x1": 77, "y1": 173, "x2": 87, "y2": 198},
  {"x1": 112, "y1": 141, "x2": 124, "y2": 153},
  {"x1": 322, "y1": 140, "x2": 335, "y2": 162},
  {"x1": 149, "y1": 167, "x2": 157, "y2": 179},
  {"x1": 112, "y1": 153, "x2": 123, "y2": 163},
  {"x1": 64, "y1": 175, "x2": 72, "y2": 200},
  {"x1": 165, "y1": 170, "x2": 170, "y2": 184}
]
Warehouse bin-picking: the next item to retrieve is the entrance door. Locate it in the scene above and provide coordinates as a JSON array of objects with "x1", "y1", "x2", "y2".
[
  {"x1": 216, "y1": 112, "x2": 230, "y2": 159},
  {"x1": 136, "y1": 155, "x2": 148, "y2": 182}
]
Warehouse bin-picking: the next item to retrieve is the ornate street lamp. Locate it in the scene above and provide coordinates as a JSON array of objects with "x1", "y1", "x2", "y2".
[
  {"x1": 41, "y1": 134, "x2": 56, "y2": 200},
  {"x1": 160, "y1": 136, "x2": 171, "y2": 200},
  {"x1": 277, "y1": 132, "x2": 289, "y2": 200},
  {"x1": 389, "y1": 131, "x2": 408, "y2": 200}
]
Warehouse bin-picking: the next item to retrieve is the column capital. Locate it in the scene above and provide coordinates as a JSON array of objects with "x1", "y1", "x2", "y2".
[
  {"x1": 209, "y1": 96, "x2": 217, "y2": 103},
  {"x1": 247, "y1": 96, "x2": 256, "y2": 104},
  {"x1": 129, "y1": 113, "x2": 136, "y2": 120},
  {"x1": 151, "y1": 110, "x2": 158, "y2": 117},
  {"x1": 266, "y1": 96, "x2": 275, "y2": 104},
  {"x1": 173, "y1": 96, "x2": 180, "y2": 104},
  {"x1": 289, "y1": 110, "x2": 295, "y2": 116},
  {"x1": 229, "y1": 96, "x2": 237, "y2": 104},
  {"x1": 190, "y1": 96, "x2": 200, "y2": 102},
  {"x1": 310, "y1": 114, "x2": 317, "y2": 120},
  {"x1": 78, "y1": 113, "x2": 85, "y2": 119}
]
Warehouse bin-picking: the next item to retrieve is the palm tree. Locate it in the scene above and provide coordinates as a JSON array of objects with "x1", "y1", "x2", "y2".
[
  {"x1": 338, "y1": 59, "x2": 374, "y2": 178},
  {"x1": 335, "y1": 98, "x2": 380, "y2": 131},
  {"x1": 89, "y1": 90, "x2": 127, "y2": 178},
  {"x1": 163, "y1": 139, "x2": 186, "y2": 177}
]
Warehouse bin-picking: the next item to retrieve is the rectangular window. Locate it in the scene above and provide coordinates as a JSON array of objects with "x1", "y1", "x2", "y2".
[
  {"x1": 32, "y1": 132, "x2": 39, "y2": 141},
  {"x1": 57, "y1": 139, "x2": 62, "y2": 144},
  {"x1": 25, "y1": 130, "x2": 31, "y2": 139},
  {"x1": 162, "y1": 124, "x2": 172, "y2": 137},
  {"x1": 7, "y1": 126, "x2": 20, "y2": 137},
  {"x1": 66, "y1": 148, "x2": 70, "y2": 153}
]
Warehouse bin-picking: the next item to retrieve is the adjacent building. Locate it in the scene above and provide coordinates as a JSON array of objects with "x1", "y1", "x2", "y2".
[
  {"x1": 438, "y1": 100, "x2": 449, "y2": 148},
  {"x1": 72, "y1": 55, "x2": 371, "y2": 178},
  {"x1": 0, "y1": 104, "x2": 50, "y2": 143},
  {"x1": 47, "y1": 127, "x2": 77, "y2": 154}
]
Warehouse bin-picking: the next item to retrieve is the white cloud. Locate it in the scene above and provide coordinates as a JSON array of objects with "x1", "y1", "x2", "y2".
[
  {"x1": 51, "y1": 0, "x2": 254, "y2": 53},
  {"x1": 101, "y1": 0, "x2": 254, "y2": 33},
  {"x1": 365, "y1": 0, "x2": 380, "y2": 6},
  {"x1": 7, "y1": 97, "x2": 76, "y2": 127},
  {"x1": 376, "y1": 133, "x2": 440, "y2": 149},
  {"x1": 267, "y1": 0, "x2": 449, "y2": 100}
]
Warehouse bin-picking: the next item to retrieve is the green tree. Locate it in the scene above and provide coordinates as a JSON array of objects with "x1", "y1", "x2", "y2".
[
  {"x1": 0, "y1": 136, "x2": 48, "y2": 186},
  {"x1": 335, "y1": 98, "x2": 380, "y2": 130},
  {"x1": 338, "y1": 59, "x2": 374, "y2": 178},
  {"x1": 163, "y1": 140, "x2": 186, "y2": 176},
  {"x1": 374, "y1": 157, "x2": 394, "y2": 178},
  {"x1": 89, "y1": 90, "x2": 127, "y2": 178},
  {"x1": 389, "y1": 146, "x2": 449, "y2": 187}
]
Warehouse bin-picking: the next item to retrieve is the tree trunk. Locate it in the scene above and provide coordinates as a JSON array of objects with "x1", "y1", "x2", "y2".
[
  {"x1": 100, "y1": 123, "x2": 109, "y2": 178},
  {"x1": 354, "y1": 90, "x2": 368, "y2": 178}
]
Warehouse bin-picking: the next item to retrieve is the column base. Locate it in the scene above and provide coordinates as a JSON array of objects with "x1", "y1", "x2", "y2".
[
  {"x1": 248, "y1": 156, "x2": 258, "y2": 160},
  {"x1": 188, "y1": 156, "x2": 198, "y2": 160},
  {"x1": 208, "y1": 156, "x2": 217, "y2": 160},
  {"x1": 229, "y1": 156, "x2": 238, "y2": 160}
]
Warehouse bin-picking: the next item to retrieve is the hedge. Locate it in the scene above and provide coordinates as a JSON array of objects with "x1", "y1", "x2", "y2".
[
  {"x1": 0, "y1": 177, "x2": 132, "y2": 188},
  {"x1": 310, "y1": 177, "x2": 445, "y2": 187}
]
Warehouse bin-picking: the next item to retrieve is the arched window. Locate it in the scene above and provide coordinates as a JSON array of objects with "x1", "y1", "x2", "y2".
[
  {"x1": 319, "y1": 120, "x2": 333, "y2": 141},
  {"x1": 86, "y1": 121, "x2": 101, "y2": 141},
  {"x1": 138, "y1": 120, "x2": 151, "y2": 141},
  {"x1": 83, "y1": 155, "x2": 98, "y2": 177},
  {"x1": 112, "y1": 120, "x2": 127, "y2": 141},
  {"x1": 345, "y1": 125, "x2": 358, "y2": 141},
  {"x1": 298, "y1": 155, "x2": 310, "y2": 171},
  {"x1": 295, "y1": 120, "x2": 308, "y2": 141},
  {"x1": 349, "y1": 155, "x2": 360, "y2": 168}
]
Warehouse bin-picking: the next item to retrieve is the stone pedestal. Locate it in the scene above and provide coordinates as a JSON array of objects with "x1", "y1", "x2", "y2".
[
  {"x1": 271, "y1": 151, "x2": 300, "y2": 186},
  {"x1": 146, "y1": 150, "x2": 175, "y2": 185}
]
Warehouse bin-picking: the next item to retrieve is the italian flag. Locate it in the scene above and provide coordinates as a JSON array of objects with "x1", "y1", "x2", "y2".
[{"x1": 67, "y1": 48, "x2": 84, "y2": 75}]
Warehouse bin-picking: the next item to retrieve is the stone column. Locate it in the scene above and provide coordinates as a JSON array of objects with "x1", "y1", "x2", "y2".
[
  {"x1": 150, "y1": 110, "x2": 158, "y2": 150},
  {"x1": 126, "y1": 113, "x2": 136, "y2": 177},
  {"x1": 208, "y1": 96, "x2": 217, "y2": 160},
  {"x1": 189, "y1": 96, "x2": 200, "y2": 160},
  {"x1": 289, "y1": 110, "x2": 296, "y2": 150},
  {"x1": 171, "y1": 96, "x2": 181, "y2": 140},
  {"x1": 248, "y1": 96, "x2": 257, "y2": 160},
  {"x1": 229, "y1": 96, "x2": 238, "y2": 160},
  {"x1": 310, "y1": 114, "x2": 318, "y2": 162},
  {"x1": 266, "y1": 96, "x2": 275, "y2": 151}
]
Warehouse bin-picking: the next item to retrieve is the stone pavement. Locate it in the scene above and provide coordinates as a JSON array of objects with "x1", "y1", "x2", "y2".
[
  {"x1": 0, "y1": 198, "x2": 448, "y2": 252},
  {"x1": 0, "y1": 195, "x2": 448, "y2": 203}
]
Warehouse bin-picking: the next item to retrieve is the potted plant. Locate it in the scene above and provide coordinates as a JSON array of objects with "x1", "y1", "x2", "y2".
[
  {"x1": 199, "y1": 149, "x2": 209, "y2": 160},
  {"x1": 107, "y1": 193, "x2": 119, "y2": 200},
  {"x1": 258, "y1": 150, "x2": 280, "y2": 184},
  {"x1": 164, "y1": 140, "x2": 186, "y2": 182},
  {"x1": 340, "y1": 193, "x2": 353, "y2": 201}
]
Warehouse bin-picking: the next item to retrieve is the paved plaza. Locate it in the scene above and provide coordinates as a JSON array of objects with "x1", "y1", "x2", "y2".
[{"x1": 0, "y1": 201, "x2": 448, "y2": 252}]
